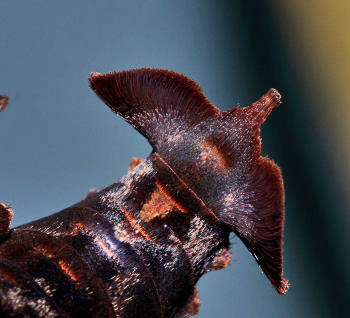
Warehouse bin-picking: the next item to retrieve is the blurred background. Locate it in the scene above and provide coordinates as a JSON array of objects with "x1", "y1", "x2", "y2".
[{"x1": 0, "y1": 1, "x2": 349, "y2": 317}]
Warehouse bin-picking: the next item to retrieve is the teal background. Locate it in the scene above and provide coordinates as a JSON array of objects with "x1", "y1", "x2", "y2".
[{"x1": 0, "y1": 1, "x2": 348, "y2": 317}]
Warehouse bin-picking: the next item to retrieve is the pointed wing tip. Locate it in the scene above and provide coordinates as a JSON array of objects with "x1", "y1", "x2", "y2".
[
  {"x1": 89, "y1": 72, "x2": 102, "y2": 79},
  {"x1": 267, "y1": 88, "x2": 282, "y2": 105},
  {"x1": 223, "y1": 156, "x2": 287, "y2": 295},
  {"x1": 258, "y1": 88, "x2": 282, "y2": 114},
  {"x1": 240, "y1": 88, "x2": 282, "y2": 126},
  {"x1": 88, "y1": 72, "x2": 104, "y2": 89},
  {"x1": 276, "y1": 277, "x2": 290, "y2": 295}
]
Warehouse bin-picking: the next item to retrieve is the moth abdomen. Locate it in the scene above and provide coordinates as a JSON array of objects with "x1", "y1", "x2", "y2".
[
  {"x1": 0, "y1": 227, "x2": 115, "y2": 317},
  {"x1": 0, "y1": 259, "x2": 63, "y2": 318},
  {"x1": 18, "y1": 206, "x2": 163, "y2": 317}
]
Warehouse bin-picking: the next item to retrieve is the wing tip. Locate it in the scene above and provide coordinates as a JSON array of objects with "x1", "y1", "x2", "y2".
[
  {"x1": 259, "y1": 157, "x2": 288, "y2": 295},
  {"x1": 224, "y1": 156, "x2": 288, "y2": 295},
  {"x1": 233, "y1": 88, "x2": 282, "y2": 127},
  {"x1": 277, "y1": 277, "x2": 290, "y2": 295}
]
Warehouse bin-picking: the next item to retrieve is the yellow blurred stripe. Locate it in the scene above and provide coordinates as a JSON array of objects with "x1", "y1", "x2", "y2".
[{"x1": 273, "y1": 0, "x2": 350, "y2": 183}]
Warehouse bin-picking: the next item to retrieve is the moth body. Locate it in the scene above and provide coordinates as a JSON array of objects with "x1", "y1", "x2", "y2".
[{"x1": 0, "y1": 68, "x2": 288, "y2": 317}]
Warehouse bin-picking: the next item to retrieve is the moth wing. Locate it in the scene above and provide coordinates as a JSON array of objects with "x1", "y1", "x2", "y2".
[
  {"x1": 89, "y1": 68, "x2": 219, "y2": 149},
  {"x1": 221, "y1": 157, "x2": 289, "y2": 294}
]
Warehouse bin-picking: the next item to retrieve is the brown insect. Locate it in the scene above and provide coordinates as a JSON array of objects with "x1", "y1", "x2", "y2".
[{"x1": 0, "y1": 69, "x2": 289, "y2": 317}]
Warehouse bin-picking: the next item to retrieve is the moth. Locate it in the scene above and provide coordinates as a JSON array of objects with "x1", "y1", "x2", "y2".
[{"x1": 0, "y1": 69, "x2": 289, "y2": 317}]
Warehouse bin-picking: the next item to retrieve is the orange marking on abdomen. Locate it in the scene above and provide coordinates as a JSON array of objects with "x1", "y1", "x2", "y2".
[
  {"x1": 94, "y1": 236, "x2": 115, "y2": 258},
  {"x1": 139, "y1": 182, "x2": 178, "y2": 222},
  {"x1": 71, "y1": 222, "x2": 85, "y2": 235},
  {"x1": 75, "y1": 222, "x2": 84, "y2": 229},
  {"x1": 34, "y1": 246, "x2": 79, "y2": 283},
  {"x1": 120, "y1": 206, "x2": 155, "y2": 243},
  {"x1": 156, "y1": 178, "x2": 188, "y2": 214},
  {"x1": 58, "y1": 260, "x2": 78, "y2": 281},
  {"x1": 33, "y1": 246, "x2": 55, "y2": 258},
  {"x1": 72, "y1": 222, "x2": 115, "y2": 258}
]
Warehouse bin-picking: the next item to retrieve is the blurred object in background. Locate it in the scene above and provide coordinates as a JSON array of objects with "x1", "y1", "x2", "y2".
[
  {"x1": 233, "y1": 1, "x2": 350, "y2": 316},
  {"x1": 270, "y1": 1, "x2": 350, "y2": 315},
  {"x1": 0, "y1": 95, "x2": 9, "y2": 112},
  {"x1": 0, "y1": 1, "x2": 348, "y2": 317}
]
